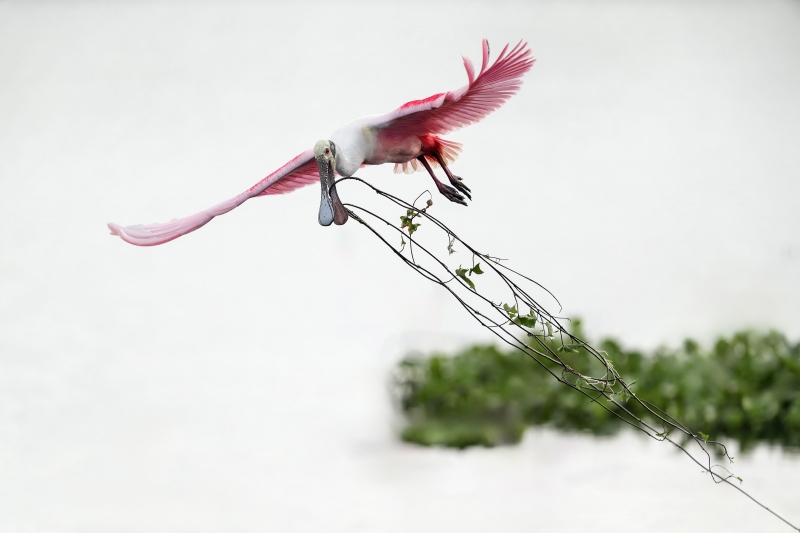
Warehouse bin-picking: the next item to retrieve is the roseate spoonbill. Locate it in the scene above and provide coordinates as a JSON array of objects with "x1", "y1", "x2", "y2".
[{"x1": 109, "y1": 40, "x2": 534, "y2": 246}]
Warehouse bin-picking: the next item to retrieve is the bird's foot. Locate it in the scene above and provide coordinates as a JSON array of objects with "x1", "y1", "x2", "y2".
[
  {"x1": 448, "y1": 175, "x2": 472, "y2": 200},
  {"x1": 436, "y1": 182, "x2": 468, "y2": 206}
]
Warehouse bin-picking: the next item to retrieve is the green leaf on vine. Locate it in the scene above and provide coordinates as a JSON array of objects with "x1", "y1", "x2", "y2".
[{"x1": 455, "y1": 267, "x2": 475, "y2": 291}]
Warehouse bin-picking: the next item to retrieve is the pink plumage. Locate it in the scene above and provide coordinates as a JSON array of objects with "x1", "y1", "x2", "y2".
[
  {"x1": 108, "y1": 149, "x2": 318, "y2": 246},
  {"x1": 109, "y1": 40, "x2": 534, "y2": 246},
  {"x1": 374, "y1": 40, "x2": 533, "y2": 137}
]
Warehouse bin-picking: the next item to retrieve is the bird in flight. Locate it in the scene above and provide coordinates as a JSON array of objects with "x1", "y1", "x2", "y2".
[{"x1": 109, "y1": 40, "x2": 534, "y2": 246}]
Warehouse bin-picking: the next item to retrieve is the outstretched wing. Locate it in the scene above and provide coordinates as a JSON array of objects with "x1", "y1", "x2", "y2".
[
  {"x1": 108, "y1": 149, "x2": 318, "y2": 246},
  {"x1": 370, "y1": 40, "x2": 534, "y2": 138}
]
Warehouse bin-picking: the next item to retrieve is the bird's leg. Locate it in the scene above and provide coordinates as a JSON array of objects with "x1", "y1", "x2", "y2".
[
  {"x1": 416, "y1": 156, "x2": 467, "y2": 206},
  {"x1": 432, "y1": 151, "x2": 471, "y2": 200}
]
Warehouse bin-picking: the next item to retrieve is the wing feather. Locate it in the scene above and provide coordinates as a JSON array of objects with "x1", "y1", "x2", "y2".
[
  {"x1": 109, "y1": 40, "x2": 532, "y2": 247},
  {"x1": 108, "y1": 149, "x2": 318, "y2": 246},
  {"x1": 370, "y1": 40, "x2": 534, "y2": 138}
]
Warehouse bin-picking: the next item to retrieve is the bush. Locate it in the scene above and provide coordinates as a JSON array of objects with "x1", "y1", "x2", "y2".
[{"x1": 393, "y1": 322, "x2": 800, "y2": 450}]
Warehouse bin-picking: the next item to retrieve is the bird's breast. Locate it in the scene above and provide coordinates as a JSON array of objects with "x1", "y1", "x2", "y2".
[{"x1": 366, "y1": 129, "x2": 423, "y2": 165}]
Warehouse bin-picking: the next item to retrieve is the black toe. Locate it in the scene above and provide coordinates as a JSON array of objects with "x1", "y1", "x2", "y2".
[
  {"x1": 437, "y1": 183, "x2": 468, "y2": 206},
  {"x1": 448, "y1": 176, "x2": 472, "y2": 198}
]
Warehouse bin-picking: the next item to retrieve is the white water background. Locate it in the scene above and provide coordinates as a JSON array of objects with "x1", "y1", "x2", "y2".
[{"x1": 1, "y1": 1, "x2": 799, "y2": 531}]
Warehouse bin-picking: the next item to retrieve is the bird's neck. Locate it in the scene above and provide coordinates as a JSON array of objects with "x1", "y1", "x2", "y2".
[{"x1": 334, "y1": 153, "x2": 361, "y2": 177}]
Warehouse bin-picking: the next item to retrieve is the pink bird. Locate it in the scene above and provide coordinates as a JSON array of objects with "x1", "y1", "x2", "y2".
[{"x1": 109, "y1": 40, "x2": 534, "y2": 246}]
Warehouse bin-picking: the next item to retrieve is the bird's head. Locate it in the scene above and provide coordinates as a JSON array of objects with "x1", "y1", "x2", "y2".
[
  {"x1": 315, "y1": 139, "x2": 348, "y2": 226},
  {"x1": 314, "y1": 139, "x2": 336, "y2": 163}
]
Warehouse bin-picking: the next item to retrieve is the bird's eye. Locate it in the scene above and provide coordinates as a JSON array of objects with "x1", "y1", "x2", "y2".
[{"x1": 325, "y1": 148, "x2": 330, "y2": 154}]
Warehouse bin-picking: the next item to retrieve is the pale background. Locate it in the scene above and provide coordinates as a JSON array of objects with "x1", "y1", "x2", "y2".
[{"x1": 1, "y1": 1, "x2": 799, "y2": 531}]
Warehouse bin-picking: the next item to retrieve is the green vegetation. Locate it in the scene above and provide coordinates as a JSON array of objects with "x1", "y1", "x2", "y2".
[{"x1": 393, "y1": 322, "x2": 800, "y2": 451}]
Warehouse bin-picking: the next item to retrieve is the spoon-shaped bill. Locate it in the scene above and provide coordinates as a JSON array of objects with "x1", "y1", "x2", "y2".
[
  {"x1": 330, "y1": 180, "x2": 348, "y2": 225},
  {"x1": 317, "y1": 156, "x2": 334, "y2": 226},
  {"x1": 317, "y1": 156, "x2": 348, "y2": 226}
]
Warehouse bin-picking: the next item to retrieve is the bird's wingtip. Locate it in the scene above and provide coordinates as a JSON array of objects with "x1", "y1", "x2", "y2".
[
  {"x1": 107, "y1": 221, "x2": 161, "y2": 246},
  {"x1": 108, "y1": 221, "x2": 141, "y2": 245}
]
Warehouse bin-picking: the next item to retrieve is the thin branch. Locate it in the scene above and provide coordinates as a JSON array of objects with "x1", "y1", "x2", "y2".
[{"x1": 334, "y1": 175, "x2": 800, "y2": 532}]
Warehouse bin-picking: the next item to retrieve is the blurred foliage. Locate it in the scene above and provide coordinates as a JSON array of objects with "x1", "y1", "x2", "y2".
[{"x1": 393, "y1": 321, "x2": 800, "y2": 451}]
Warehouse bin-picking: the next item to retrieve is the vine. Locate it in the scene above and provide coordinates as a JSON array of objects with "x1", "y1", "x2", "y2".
[{"x1": 333, "y1": 175, "x2": 799, "y2": 532}]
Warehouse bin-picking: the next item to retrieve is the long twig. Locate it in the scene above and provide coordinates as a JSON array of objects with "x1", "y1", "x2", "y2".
[{"x1": 334, "y1": 175, "x2": 799, "y2": 532}]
